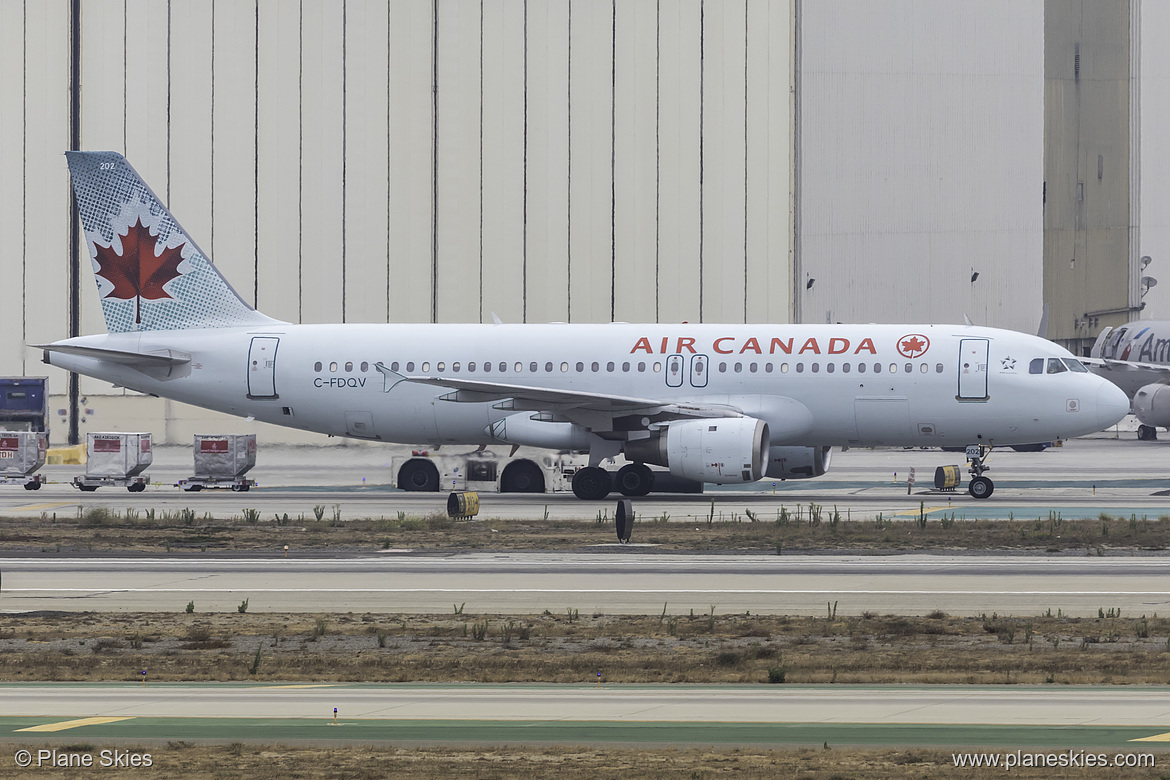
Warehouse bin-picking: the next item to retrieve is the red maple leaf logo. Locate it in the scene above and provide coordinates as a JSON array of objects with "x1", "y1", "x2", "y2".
[
  {"x1": 94, "y1": 218, "x2": 186, "y2": 324},
  {"x1": 897, "y1": 334, "x2": 930, "y2": 359}
]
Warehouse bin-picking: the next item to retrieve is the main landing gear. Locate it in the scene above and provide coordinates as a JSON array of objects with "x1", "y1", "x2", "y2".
[
  {"x1": 965, "y1": 445, "x2": 994, "y2": 499},
  {"x1": 571, "y1": 466, "x2": 612, "y2": 500},
  {"x1": 1138, "y1": 424, "x2": 1159, "y2": 441}
]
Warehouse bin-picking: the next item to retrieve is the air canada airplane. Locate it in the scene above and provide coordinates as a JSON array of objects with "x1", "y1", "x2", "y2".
[
  {"x1": 1090, "y1": 321, "x2": 1170, "y2": 440},
  {"x1": 41, "y1": 152, "x2": 1129, "y2": 500}
]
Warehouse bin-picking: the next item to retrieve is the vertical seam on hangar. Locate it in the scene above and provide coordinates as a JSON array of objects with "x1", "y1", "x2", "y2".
[
  {"x1": 479, "y1": 0, "x2": 485, "y2": 323},
  {"x1": 654, "y1": 0, "x2": 661, "y2": 322},
  {"x1": 385, "y1": 4, "x2": 391, "y2": 321},
  {"x1": 297, "y1": 0, "x2": 304, "y2": 323},
  {"x1": 253, "y1": 0, "x2": 260, "y2": 309},
  {"x1": 698, "y1": 0, "x2": 705, "y2": 322},
  {"x1": 743, "y1": 0, "x2": 749, "y2": 323},
  {"x1": 210, "y1": 0, "x2": 216, "y2": 255},
  {"x1": 610, "y1": 0, "x2": 616, "y2": 323},
  {"x1": 166, "y1": 0, "x2": 171, "y2": 202},
  {"x1": 566, "y1": 0, "x2": 573, "y2": 322},
  {"x1": 23, "y1": 0, "x2": 29, "y2": 366},
  {"x1": 341, "y1": 0, "x2": 348, "y2": 323},
  {"x1": 431, "y1": 0, "x2": 439, "y2": 323},
  {"x1": 523, "y1": 0, "x2": 529, "y2": 323}
]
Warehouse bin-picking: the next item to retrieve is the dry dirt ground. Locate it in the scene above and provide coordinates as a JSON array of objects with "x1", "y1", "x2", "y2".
[
  {"x1": 2, "y1": 610, "x2": 1169, "y2": 685},
  {"x1": 3, "y1": 509, "x2": 1170, "y2": 555},
  {"x1": 1, "y1": 743, "x2": 1163, "y2": 780}
]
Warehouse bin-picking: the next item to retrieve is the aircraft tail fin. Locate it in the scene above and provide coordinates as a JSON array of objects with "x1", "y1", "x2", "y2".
[{"x1": 65, "y1": 151, "x2": 280, "y2": 333}]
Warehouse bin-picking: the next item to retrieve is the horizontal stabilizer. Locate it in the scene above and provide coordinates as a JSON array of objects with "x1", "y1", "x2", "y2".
[{"x1": 37, "y1": 343, "x2": 190, "y2": 367}]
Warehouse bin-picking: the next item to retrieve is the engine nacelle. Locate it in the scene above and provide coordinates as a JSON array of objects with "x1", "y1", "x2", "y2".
[
  {"x1": 625, "y1": 417, "x2": 770, "y2": 484},
  {"x1": 1134, "y1": 383, "x2": 1170, "y2": 428},
  {"x1": 765, "y1": 445, "x2": 833, "y2": 480},
  {"x1": 487, "y1": 414, "x2": 593, "y2": 450}
]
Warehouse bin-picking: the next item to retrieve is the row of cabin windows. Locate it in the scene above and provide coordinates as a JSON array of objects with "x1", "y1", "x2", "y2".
[
  {"x1": 1029, "y1": 357, "x2": 1090, "y2": 375},
  {"x1": 310, "y1": 359, "x2": 948, "y2": 376}
]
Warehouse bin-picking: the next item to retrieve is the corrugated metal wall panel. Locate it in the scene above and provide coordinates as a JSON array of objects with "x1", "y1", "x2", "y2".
[
  {"x1": 387, "y1": 0, "x2": 435, "y2": 323},
  {"x1": 1141, "y1": 0, "x2": 1170, "y2": 318},
  {"x1": 611, "y1": 0, "x2": 658, "y2": 323},
  {"x1": 343, "y1": 0, "x2": 391, "y2": 324},
  {"x1": 435, "y1": 0, "x2": 483, "y2": 323},
  {"x1": 21, "y1": 0, "x2": 71, "y2": 398},
  {"x1": 524, "y1": 0, "x2": 571, "y2": 325},
  {"x1": 799, "y1": 0, "x2": 1043, "y2": 331},
  {"x1": 656, "y1": 0, "x2": 703, "y2": 323},
  {"x1": 255, "y1": 0, "x2": 301, "y2": 325},
  {"x1": 0, "y1": 0, "x2": 28, "y2": 376},
  {"x1": 479, "y1": 0, "x2": 526, "y2": 324},
  {"x1": 210, "y1": 0, "x2": 259, "y2": 312}
]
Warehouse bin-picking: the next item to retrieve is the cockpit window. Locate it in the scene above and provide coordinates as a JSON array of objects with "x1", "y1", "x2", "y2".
[
  {"x1": 1062, "y1": 358, "x2": 1089, "y2": 373},
  {"x1": 1046, "y1": 358, "x2": 1067, "y2": 374},
  {"x1": 1029, "y1": 358, "x2": 1043, "y2": 374}
]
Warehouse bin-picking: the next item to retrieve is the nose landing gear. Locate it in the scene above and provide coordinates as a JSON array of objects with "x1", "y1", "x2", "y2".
[{"x1": 965, "y1": 445, "x2": 994, "y2": 499}]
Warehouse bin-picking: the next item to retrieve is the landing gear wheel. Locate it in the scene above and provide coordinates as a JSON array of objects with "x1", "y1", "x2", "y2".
[
  {"x1": 78, "y1": 484, "x2": 98, "y2": 492},
  {"x1": 615, "y1": 463, "x2": 654, "y2": 497},
  {"x1": 968, "y1": 475, "x2": 994, "y2": 499},
  {"x1": 572, "y1": 466, "x2": 612, "y2": 500},
  {"x1": 500, "y1": 460, "x2": 545, "y2": 493},
  {"x1": 398, "y1": 459, "x2": 440, "y2": 491},
  {"x1": 1138, "y1": 425, "x2": 1159, "y2": 441}
]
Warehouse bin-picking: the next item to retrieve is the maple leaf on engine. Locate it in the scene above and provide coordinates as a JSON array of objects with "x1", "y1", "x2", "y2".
[{"x1": 94, "y1": 218, "x2": 187, "y2": 324}]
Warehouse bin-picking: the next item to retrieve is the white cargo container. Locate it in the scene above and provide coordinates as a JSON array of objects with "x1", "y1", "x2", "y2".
[
  {"x1": 177, "y1": 434, "x2": 258, "y2": 491},
  {"x1": 193, "y1": 434, "x2": 256, "y2": 477},
  {"x1": 0, "y1": 432, "x2": 47, "y2": 489},
  {"x1": 85, "y1": 433, "x2": 152, "y2": 477},
  {"x1": 0, "y1": 432, "x2": 47, "y2": 476}
]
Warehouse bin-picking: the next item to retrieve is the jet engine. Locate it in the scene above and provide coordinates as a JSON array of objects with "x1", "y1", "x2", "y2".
[
  {"x1": 765, "y1": 445, "x2": 832, "y2": 480},
  {"x1": 624, "y1": 417, "x2": 770, "y2": 484},
  {"x1": 1133, "y1": 383, "x2": 1170, "y2": 428}
]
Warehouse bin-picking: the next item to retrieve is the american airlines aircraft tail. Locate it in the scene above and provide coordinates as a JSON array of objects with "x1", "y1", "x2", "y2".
[{"x1": 43, "y1": 152, "x2": 1130, "y2": 500}]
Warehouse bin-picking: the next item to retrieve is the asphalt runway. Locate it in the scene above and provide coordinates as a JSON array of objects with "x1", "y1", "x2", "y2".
[
  {"x1": 5, "y1": 554, "x2": 1170, "y2": 616},
  {"x1": 3, "y1": 435, "x2": 1170, "y2": 524},
  {"x1": 2, "y1": 684, "x2": 1169, "y2": 748}
]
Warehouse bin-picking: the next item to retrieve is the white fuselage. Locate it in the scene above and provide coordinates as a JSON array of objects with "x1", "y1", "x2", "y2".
[{"x1": 47, "y1": 322, "x2": 1128, "y2": 450}]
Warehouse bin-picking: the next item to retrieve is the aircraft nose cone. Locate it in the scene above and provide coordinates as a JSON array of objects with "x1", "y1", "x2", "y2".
[{"x1": 1096, "y1": 379, "x2": 1130, "y2": 429}]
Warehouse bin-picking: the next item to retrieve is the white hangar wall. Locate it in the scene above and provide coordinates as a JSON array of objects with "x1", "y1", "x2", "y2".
[
  {"x1": 797, "y1": 0, "x2": 1045, "y2": 332},
  {"x1": 0, "y1": 0, "x2": 795, "y2": 445}
]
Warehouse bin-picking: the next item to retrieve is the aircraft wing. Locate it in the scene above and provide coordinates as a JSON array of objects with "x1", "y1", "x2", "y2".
[
  {"x1": 1085, "y1": 357, "x2": 1170, "y2": 376},
  {"x1": 375, "y1": 363, "x2": 743, "y2": 422}
]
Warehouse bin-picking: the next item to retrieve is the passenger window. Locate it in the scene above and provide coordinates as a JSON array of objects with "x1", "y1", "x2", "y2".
[
  {"x1": 811, "y1": 363, "x2": 820, "y2": 373},
  {"x1": 749, "y1": 363, "x2": 758, "y2": 373},
  {"x1": 405, "y1": 361, "x2": 415, "y2": 372},
  {"x1": 905, "y1": 363, "x2": 913, "y2": 373},
  {"x1": 514, "y1": 362, "x2": 522, "y2": 372},
  {"x1": 329, "y1": 362, "x2": 338, "y2": 372},
  {"x1": 719, "y1": 362, "x2": 727, "y2": 373},
  {"x1": 530, "y1": 362, "x2": 538, "y2": 373},
  {"x1": 592, "y1": 362, "x2": 600, "y2": 372},
  {"x1": 437, "y1": 362, "x2": 446, "y2": 372},
  {"x1": 622, "y1": 362, "x2": 630, "y2": 372},
  {"x1": 653, "y1": 362, "x2": 662, "y2": 372},
  {"x1": 421, "y1": 362, "x2": 431, "y2": 372},
  {"x1": 499, "y1": 362, "x2": 506, "y2": 372},
  {"x1": 638, "y1": 362, "x2": 646, "y2": 372},
  {"x1": 390, "y1": 361, "x2": 399, "y2": 371},
  {"x1": 1047, "y1": 358, "x2": 1067, "y2": 374},
  {"x1": 545, "y1": 362, "x2": 553, "y2": 372},
  {"x1": 920, "y1": 363, "x2": 927, "y2": 373},
  {"x1": 1029, "y1": 358, "x2": 1043, "y2": 374},
  {"x1": 765, "y1": 363, "x2": 774, "y2": 373},
  {"x1": 607, "y1": 362, "x2": 615, "y2": 372},
  {"x1": 575, "y1": 362, "x2": 583, "y2": 372},
  {"x1": 314, "y1": 361, "x2": 322, "y2": 372},
  {"x1": 826, "y1": 363, "x2": 835, "y2": 374},
  {"x1": 842, "y1": 363, "x2": 850, "y2": 374},
  {"x1": 873, "y1": 363, "x2": 882, "y2": 373},
  {"x1": 345, "y1": 361, "x2": 353, "y2": 372},
  {"x1": 468, "y1": 362, "x2": 476, "y2": 372},
  {"x1": 360, "y1": 361, "x2": 368, "y2": 372},
  {"x1": 734, "y1": 362, "x2": 742, "y2": 373},
  {"x1": 780, "y1": 363, "x2": 789, "y2": 373},
  {"x1": 935, "y1": 363, "x2": 943, "y2": 373},
  {"x1": 796, "y1": 363, "x2": 804, "y2": 374},
  {"x1": 889, "y1": 363, "x2": 898, "y2": 373},
  {"x1": 561, "y1": 362, "x2": 569, "y2": 372},
  {"x1": 456, "y1": 362, "x2": 464, "y2": 372},
  {"x1": 1063, "y1": 358, "x2": 1089, "y2": 373}
]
